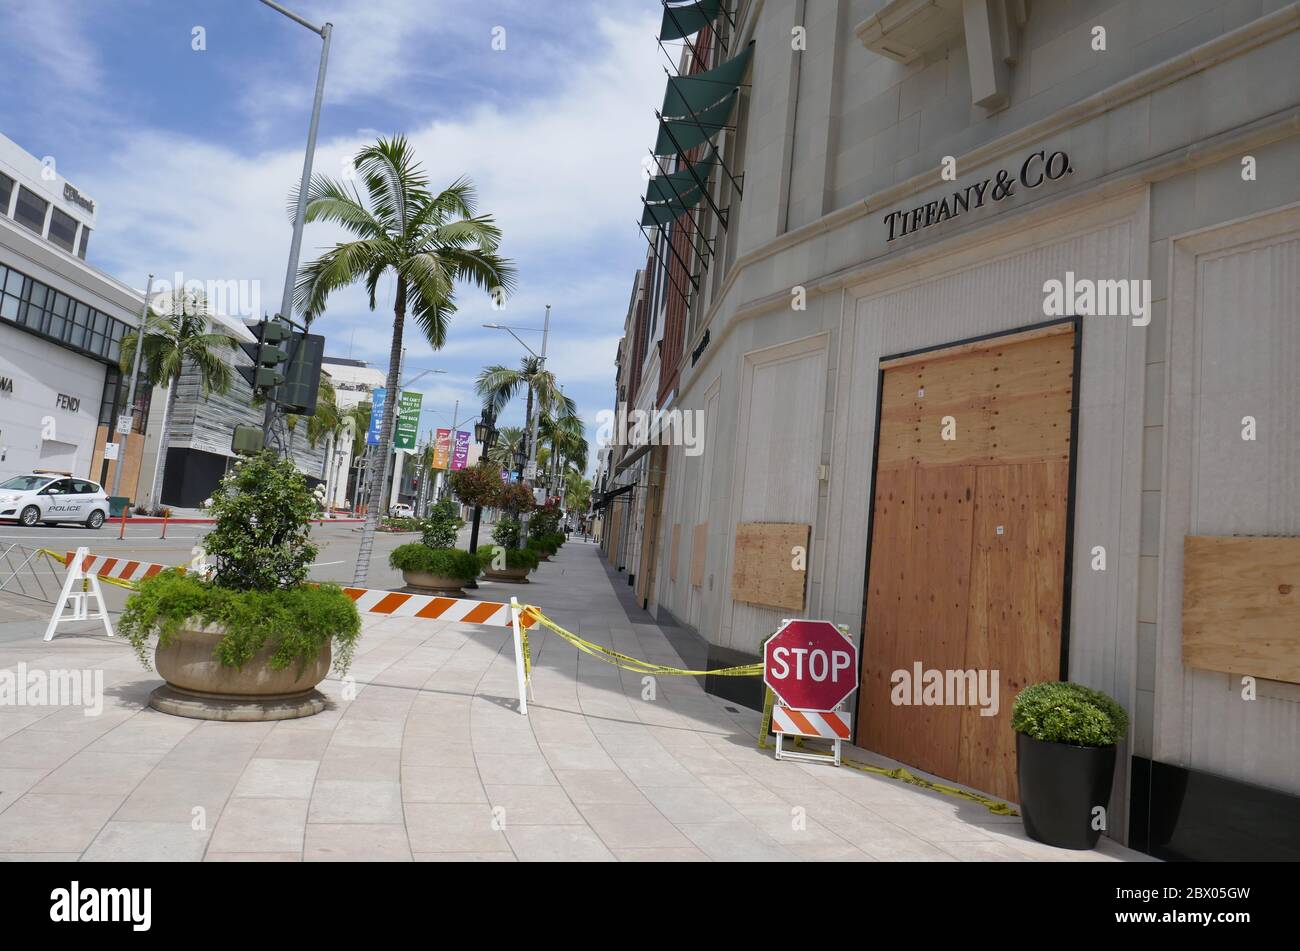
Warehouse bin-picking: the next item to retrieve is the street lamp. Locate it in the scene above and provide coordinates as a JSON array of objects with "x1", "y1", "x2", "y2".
[
  {"x1": 257, "y1": 0, "x2": 332, "y2": 448},
  {"x1": 485, "y1": 307, "x2": 552, "y2": 545},
  {"x1": 466, "y1": 407, "x2": 497, "y2": 555}
]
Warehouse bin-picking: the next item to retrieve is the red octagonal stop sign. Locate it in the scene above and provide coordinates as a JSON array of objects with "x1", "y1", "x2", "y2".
[{"x1": 763, "y1": 619, "x2": 858, "y2": 711}]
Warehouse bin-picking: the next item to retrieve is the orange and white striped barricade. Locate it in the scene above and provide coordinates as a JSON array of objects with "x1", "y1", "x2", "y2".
[
  {"x1": 44, "y1": 546, "x2": 113, "y2": 642},
  {"x1": 771, "y1": 707, "x2": 852, "y2": 765},
  {"x1": 339, "y1": 586, "x2": 536, "y2": 716},
  {"x1": 62, "y1": 551, "x2": 185, "y2": 587}
]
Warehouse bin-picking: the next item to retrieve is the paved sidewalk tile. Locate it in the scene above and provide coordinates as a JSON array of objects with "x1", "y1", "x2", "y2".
[{"x1": 0, "y1": 541, "x2": 1154, "y2": 863}]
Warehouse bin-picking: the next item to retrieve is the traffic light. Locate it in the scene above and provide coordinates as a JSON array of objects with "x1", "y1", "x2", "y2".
[
  {"x1": 279, "y1": 331, "x2": 324, "y2": 415},
  {"x1": 238, "y1": 316, "x2": 291, "y2": 393}
]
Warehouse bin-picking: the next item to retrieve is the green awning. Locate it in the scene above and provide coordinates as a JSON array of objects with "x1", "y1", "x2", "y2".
[
  {"x1": 641, "y1": 160, "x2": 712, "y2": 227},
  {"x1": 653, "y1": 91, "x2": 738, "y2": 156},
  {"x1": 645, "y1": 157, "x2": 716, "y2": 204},
  {"x1": 658, "y1": 0, "x2": 723, "y2": 41},
  {"x1": 661, "y1": 43, "x2": 753, "y2": 120}
]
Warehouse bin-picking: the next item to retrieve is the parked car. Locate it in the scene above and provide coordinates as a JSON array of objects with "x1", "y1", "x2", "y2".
[
  {"x1": 389, "y1": 502, "x2": 414, "y2": 519},
  {"x1": 0, "y1": 474, "x2": 111, "y2": 528}
]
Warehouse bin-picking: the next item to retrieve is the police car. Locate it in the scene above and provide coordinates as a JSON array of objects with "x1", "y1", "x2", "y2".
[{"x1": 0, "y1": 473, "x2": 111, "y2": 528}]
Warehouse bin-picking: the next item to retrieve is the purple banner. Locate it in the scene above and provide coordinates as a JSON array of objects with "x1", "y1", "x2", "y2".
[{"x1": 451, "y1": 430, "x2": 471, "y2": 470}]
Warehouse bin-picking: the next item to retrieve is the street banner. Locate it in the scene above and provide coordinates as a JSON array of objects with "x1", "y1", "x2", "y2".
[
  {"x1": 366, "y1": 387, "x2": 386, "y2": 446},
  {"x1": 451, "y1": 430, "x2": 471, "y2": 470},
  {"x1": 432, "y1": 428, "x2": 452, "y2": 468},
  {"x1": 394, "y1": 391, "x2": 423, "y2": 450}
]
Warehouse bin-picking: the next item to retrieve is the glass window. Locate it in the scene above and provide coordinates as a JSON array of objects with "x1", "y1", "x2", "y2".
[
  {"x1": 47, "y1": 313, "x2": 65, "y2": 338},
  {"x1": 4, "y1": 269, "x2": 23, "y2": 296},
  {"x1": 13, "y1": 186, "x2": 48, "y2": 234},
  {"x1": 66, "y1": 321, "x2": 84, "y2": 348},
  {"x1": 92, "y1": 310, "x2": 106, "y2": 333},
  {"x1": 73, "y1": 480, "x2": 99, "y2": 494},
  {"x1": 52, "y1": 292, "x2": 69, "y2": 317},
  {"x1": 26, "y1": 281, "x2": 47, "y2": 309},
  {"x1": 0, "y1": 295, "x2": 17, "y2": 321},
  {"x1": 107, "y1": 339, "x2": 120, "y2": 362},
  {"x1": 77, "y1": 227, "x2": 90, "y2": 259},
  {"x1": 48, "y1": 208, "x2": 78, "y2": 253},
  {"x1": 73, "y1": 302, "x2": 89, "y2": 327},
  {"x1": 0, "y1": 172, "x2": 13, "y2": 213},
  {"x1": 110, "y1": 320, "x2": 124, "y2": 342},
  {"x1": 0, "y1": 475, "x2": 52, "y2": 491}
]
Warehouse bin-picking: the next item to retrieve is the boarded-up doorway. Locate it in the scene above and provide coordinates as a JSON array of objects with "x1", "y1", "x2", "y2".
[{"x1": 856, "y1": 320, "x2": 1078, "y2": 802}]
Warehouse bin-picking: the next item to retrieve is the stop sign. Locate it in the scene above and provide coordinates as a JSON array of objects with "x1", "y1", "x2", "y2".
[{"x1": 763, "y1": 619, "x2": 858, "y2": 711}]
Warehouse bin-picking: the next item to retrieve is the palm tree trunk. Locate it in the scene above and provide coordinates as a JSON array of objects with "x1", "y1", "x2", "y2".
[
  {"x1": 148, "y1": 377, "x2": 178, "y2": 510},
  {"x1": 354, "y1": 280, "x2": 406, "y2": 585}
]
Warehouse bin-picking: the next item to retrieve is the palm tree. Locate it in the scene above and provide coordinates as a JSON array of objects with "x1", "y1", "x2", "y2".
[
  {"x1": 540, "y1": 409, "x2": 588, "y2": 492},
  {"x1": 564, "y1": 470, "x2": 592, "y2": 513},
  {"x1": 475, "y1": 356, "x2": 576, "y2": 471},
  {"x1": 120, "y1": 288, "x2": 237, "y2": 508},
  {"x1": 485, "y1": 425, "x2": 525, "y2": 470},
  {"x1": 294, "y1": 136, "x2": 515, "y2": 584}
]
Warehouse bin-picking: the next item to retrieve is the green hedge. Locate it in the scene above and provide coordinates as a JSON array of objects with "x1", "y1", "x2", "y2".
[
  {"x1": 526, "y1": 532, "x2": 560, "y2": 555},
  {"x1": 476, "y1": 545, "x2": 539, "y2": 572},
  {"x1": 118, "y1": 571, "x2": 361, "y2": 675},
  {"x1": 389, "y1": 544, "x2": 480, "y2": 580},
  {"x1": 1011, "y1": 681, "x2": 1130, "y2": 747}
]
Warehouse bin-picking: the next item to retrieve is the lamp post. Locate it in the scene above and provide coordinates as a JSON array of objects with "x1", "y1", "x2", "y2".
[
  {"x1": 257, "y1": 0, "x2": 332, "y2": 449},
  {"x1": 467, "y1": 407, "x2": 496, "y2": 554},
  {"x1": 484, "y1": 306, "x2": 551, "y2": 548}
]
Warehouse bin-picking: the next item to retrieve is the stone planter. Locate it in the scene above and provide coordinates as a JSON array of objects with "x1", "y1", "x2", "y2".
[
  {"x1": 401, "y1": 568, "x2": 471, "y2": 595},
  {"x1": 149, "y1": 624, "x2": 331, "y2": 721},
  {"x1": 482, "y1": 566, "x2": 531, "y2": 583}
]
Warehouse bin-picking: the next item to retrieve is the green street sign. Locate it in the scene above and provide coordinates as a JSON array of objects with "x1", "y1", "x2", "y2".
[{"x1": 394, "y1": 391, "x2": 422, "y2": 450}]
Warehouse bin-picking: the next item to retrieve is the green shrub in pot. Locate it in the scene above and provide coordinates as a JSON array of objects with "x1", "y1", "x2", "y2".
[
  {"x1": 389, "y1": 544, "x2": 480, "y2": 581},
  {"x1": 477, "y1": 544, "x2": 539, "y2": 572},
  {"x1": 118, "y1": 451, "x2": 362, "y2": 718},
  {"x1": 1012, "y1": 681, "x2": 1130, "y2": 850}
]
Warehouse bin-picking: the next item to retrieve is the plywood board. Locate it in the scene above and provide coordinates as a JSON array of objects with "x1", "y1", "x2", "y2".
[
  {"x1": 958, "y1": 461, "x2": 1068, "y2": 802},
  {"x1": 730, "y1": 522, "x2": 811, "y2": 611},
  {"x1": 669, "y1": 523, "x2": 681, "y2": 581},
  {"x1": 876, "y1": 330, "x2": 1074, "y2": 471},
  {"x1": 1183, "y1": 535, "x2": 1300, "y2": 685},
  {"x1": 861, "y1": 324, "x2": 1074, "y2": 803},
  {"x1": 689, "y1": 523, "x2": 707, "y2": 587}
]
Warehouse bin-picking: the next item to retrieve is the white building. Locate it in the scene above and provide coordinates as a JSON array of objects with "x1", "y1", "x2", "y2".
[
  {"x1": 0, "y1": 131, "x2": 149, "y2": 495},
  {"x1": 320, "y1": 355, "x2": 385, "y2": 509}
]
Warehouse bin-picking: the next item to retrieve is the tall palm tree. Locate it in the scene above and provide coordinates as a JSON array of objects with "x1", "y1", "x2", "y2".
[
  {"x1": 120, "y1": 288, "x2": 237, "y2": 508},
  {"x1": 564, "y1": 470, "x2": 592, "y2": 512},
  {"x1": 475, "y1": 356, "x2": 576, "y2": 470},
  {"x1": 540, "y1": 409, "x2": 588, "y2": 491},
  {"x1": 294, "y1": 136, "x2": 514, "y2": 584}
]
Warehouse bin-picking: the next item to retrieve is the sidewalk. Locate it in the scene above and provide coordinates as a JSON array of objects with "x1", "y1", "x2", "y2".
[{"x1": 0, "y1": 539, "x2": 1152, "y2": 861}]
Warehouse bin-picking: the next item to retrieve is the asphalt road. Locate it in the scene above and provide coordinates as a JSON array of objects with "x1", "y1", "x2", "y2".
[{"x1": 0, "y1": 521, "x2": 458, "y2": 622}]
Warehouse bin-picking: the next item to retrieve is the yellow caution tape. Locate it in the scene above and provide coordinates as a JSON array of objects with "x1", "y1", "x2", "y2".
[
  {"x1": 37, "y1": 549, "x2": 141, "y2": 591},
  {"x1": 755, "y1": 687, "x2": 1016, "y2": 816},
  {"x1": 520, "y1": 605, "x2": 763, "y2": 678}
]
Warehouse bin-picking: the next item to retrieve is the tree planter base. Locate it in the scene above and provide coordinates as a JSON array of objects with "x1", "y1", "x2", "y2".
[
  {"x1": 482, "y1": 569, "x2": 530, "y2": 583},
  {"x1": 1016, "y1": 732, "x2": 1117, "y2": 850},
  {"x1": 149, "y1": 683, "x2": 327, "y2": 721},
  {"x1": 400, "y1": 569, "x2": 470, "y2": 595},
  {"x1": 151, "y1": 625, "x2": 332, "y2": 721}
]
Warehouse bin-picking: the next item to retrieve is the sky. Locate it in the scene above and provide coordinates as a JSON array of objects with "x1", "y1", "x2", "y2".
[{"x1": 0, "y1": 0, "x2": 672, "y2": 474}]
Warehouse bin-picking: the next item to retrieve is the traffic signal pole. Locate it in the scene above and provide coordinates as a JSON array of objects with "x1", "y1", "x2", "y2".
[{"x1": 262, "y1": 3, "x2": 332, "y2": 448}]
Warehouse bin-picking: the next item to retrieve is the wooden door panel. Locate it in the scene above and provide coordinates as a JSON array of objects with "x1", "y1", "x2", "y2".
[
  {"x1": 858, "y1": 466, "x2": 915, "y2": 760},
  {"x1": 958, "y1": 461, "x2": 1068, "y2": 800},
  {"x1": 861, "y1": 324, "x2": 1075, "y2": 802}
]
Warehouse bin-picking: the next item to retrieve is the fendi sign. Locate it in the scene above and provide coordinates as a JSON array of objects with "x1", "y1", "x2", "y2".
[{"x1": 883, "y1": 150, "x2": 1072, "y2": 242}]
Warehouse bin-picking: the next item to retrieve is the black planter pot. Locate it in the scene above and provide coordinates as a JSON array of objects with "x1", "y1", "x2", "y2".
[{"x1": 1016, "y1": 732, "x2": 1117, "y2": 850}]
